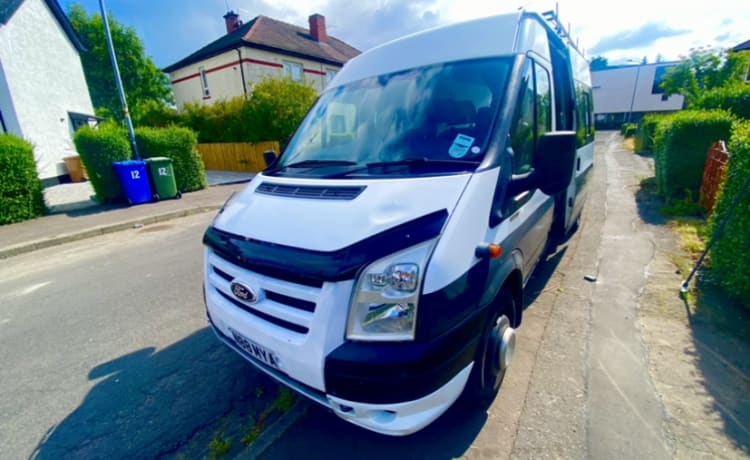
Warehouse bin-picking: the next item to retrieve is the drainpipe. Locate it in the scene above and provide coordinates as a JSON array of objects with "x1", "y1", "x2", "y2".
[{"x1": 236, "y1": 48, "x2": 248, "y2": 96}]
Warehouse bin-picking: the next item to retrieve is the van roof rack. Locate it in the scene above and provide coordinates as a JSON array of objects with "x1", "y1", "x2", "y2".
[{"x1": 541, "y1": 9, "x2": 583, "y2": 55}]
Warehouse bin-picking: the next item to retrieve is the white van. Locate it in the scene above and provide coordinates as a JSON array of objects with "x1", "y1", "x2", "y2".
[{"x1": 202, "y1": 10, "x2": 594, "y2": 436}]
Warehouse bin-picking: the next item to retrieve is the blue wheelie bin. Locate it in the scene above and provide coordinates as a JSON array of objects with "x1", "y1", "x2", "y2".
[{"x1": 112, "y1": 160, "x2": 153, "y2": 205}]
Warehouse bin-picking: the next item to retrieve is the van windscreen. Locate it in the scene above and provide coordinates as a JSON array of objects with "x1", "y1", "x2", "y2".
[{"x1": 271, "y1": 58, "x2": 512, "y2": 178}]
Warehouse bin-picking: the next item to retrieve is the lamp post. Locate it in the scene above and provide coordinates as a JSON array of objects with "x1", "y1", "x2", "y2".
[
  {"x1": 626, "y1": 60, "x2": 642, "y2": 124},
  {"x1": 99, "y1": 0, "x2": 139, "y2": 159}
]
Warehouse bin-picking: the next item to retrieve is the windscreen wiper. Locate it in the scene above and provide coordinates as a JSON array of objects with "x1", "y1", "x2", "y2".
[
  {"x1": 282, "y1": 160, "x2": 359, "y2": 168},
  {"x1": 366, "y1": 157, "x2": 479, "y2": 168}
]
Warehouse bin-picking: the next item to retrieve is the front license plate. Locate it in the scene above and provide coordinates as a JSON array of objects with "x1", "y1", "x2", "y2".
[{"x1": 229, "y1": 328, "x2": 282, "y2": 370}]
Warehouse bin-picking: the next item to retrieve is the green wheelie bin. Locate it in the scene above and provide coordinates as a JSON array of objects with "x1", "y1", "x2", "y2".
[{"x1": 144, "y1": 157, "x2": 181, "y2": 200}]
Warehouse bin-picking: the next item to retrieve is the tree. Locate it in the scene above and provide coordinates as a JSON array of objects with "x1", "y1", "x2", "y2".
[
  {"x1": 67, "y1": 4, "x2": 173, "y2": 124},
  {"x1": 589, "y1": 56, "x2": 609, "y2": 71},
  {"x1": 660, "y1": 48, "x2": 750, "y2": 106}
]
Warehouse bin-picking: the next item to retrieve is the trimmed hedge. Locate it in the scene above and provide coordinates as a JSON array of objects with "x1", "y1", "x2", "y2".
[
  {"x1": 620, "y1": 123, "x2": 636, "y2": 138},
  {"x1": 74, "y1": 124, "x2": 131, "y2": 203},
  {"x1": 180, "y1": 77, "x2": 317, "y2": 145},
  {"x1": 634, "y1": 114, "x2": 663, "y2": 153},
  {"x1": 709, "y1": 120, "x2": 750, "y2": 303},
  {"x1": 135, "y1": 126, "x2": 207, "y2": 192},
  {"x1": 653, "y1": 110, "x2": 733, "y2": 200},
  {"x1": 694, "y1": 84, "x2": 750, "y2": 120},
  {"x1": 0, "y1": 134, "x2": 45, "y2": 224}
]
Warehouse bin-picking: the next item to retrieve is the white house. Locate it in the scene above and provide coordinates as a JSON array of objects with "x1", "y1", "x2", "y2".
[
  {"x1": 591, "y1": 62, "x2": 684, "y2": 128},
  {"x1": 164, "y1": 11, "x2": 360, "y2": 109},
  {"x1": 0, "y1": 0, "x2": 95, "y2": 185}
]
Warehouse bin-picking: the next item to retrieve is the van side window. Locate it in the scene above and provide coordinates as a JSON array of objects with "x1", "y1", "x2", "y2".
[
  {"x1": 510, "y1": 62, "x2": 552, "y2": 175},
  {"x1": 510, "y1": 67, "x2": 535, "y2": 175},
  {"x1": 535, "y1": 63, "x2": 552, "y2": 137}
]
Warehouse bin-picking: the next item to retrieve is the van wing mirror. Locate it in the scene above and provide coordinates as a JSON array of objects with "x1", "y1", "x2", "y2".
[
  {"x1": 263, "y1": 150, "x2": 278, "y2": 168},
  {"x1": 534, "y1": 131, "x2": 577, "y2": 196},
  {"x1": 508, "y1": 131, "x2": 577, "y2": 197}
]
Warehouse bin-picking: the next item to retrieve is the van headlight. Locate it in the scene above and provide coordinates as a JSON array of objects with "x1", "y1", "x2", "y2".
[{"x1": 346, "y1": 239, "x2": 436, "y2": 341}]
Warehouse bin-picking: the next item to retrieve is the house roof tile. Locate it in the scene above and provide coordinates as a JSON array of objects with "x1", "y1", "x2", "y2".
[{"x1": 163, "y1": 14, "x2": 360, "y2": 73}]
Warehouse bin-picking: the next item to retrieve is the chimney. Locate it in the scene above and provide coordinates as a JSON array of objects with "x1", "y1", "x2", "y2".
[
  {"x1": 308, "y1": 14, "x2": 327, "y2": 43},
  {"x1": 224, "y1": 11, "x2": 240, "y2": 34}
]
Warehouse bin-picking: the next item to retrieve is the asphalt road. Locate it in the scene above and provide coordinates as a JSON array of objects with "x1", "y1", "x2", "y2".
[
  {"x1": 0, "y1": 213, "x2": 270, "y2": 460},
  {"x1": 1, "y1": 133, "x2": 680, "y2": 459}
]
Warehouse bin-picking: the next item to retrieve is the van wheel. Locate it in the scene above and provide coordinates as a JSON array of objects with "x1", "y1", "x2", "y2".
[{"x1": 462, "y1": 289, "x2": 517, "y2": 407}]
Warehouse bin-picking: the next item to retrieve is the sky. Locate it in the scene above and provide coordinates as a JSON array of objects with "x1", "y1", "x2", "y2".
[{"x1": 61, "y1": 0, "x2": 749, "y2": 69}]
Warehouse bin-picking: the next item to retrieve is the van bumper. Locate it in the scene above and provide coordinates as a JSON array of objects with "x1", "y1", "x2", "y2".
[
  {"x1": 326, "y1": 363, "x2": 473, "y2": 436},
  {"x1": 209, "y1": 315, "x2": 474, "y2": 436}
]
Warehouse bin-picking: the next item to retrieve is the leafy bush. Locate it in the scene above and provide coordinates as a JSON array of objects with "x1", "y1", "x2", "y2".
[
  {"x1": 135, "y1": 126, "x2": 207, "y2": 192},
  {"x1": 694, "y1": 84, "x2": 750, "y2": 120},
  {"x1": 0, "y1": 134, "x2": 45, "y2": 224},
  {"x1": 709, "y1": 120, "x2": 750, "y2": 304},
  {"x1": 620, "y1": 123, "x2": 637, "y2": 137},
  {"x1": 179, "y1": 76, "x2": 317, "y2": 146},
  {"x1": 653, "y1": 110, "x2": 733, "y2": 200},
  {"x1": 245, "y1": 77, "x2": 317, "y2": 148},
  {"x1": 181, "y1": 97, "x2": 251, "y2": 143},
  {"x1": 635, "y1": 114, "x2": 663, "y2": 153},
  {"x1": 73, "y1": 123, "x2": 132, "y2": 203}
]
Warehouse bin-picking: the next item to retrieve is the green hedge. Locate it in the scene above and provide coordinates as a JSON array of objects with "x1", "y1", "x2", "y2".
[
  {"x1": 694, "y1": 84, "x2": 750, "y2": 120},
  {"x1": 709, "y1": 120, "x2": 750, "y2": 303},
  {"x1": 180, "y1": 77, "x2": 317, "y2": 145},
  {"x1": 0, "y1": 134, "x2": 45, "y2": 224},
  {"x1": 635, "y1": 114, "x2": 663, "y2": 153},
  {"x1": 653, "y1": 110, "x2": 733, "y2": 200},
  {"x1": 74, "y1": 124, "x2": 131, "y2": 203},
  {"x1": 135, "y1": 126, "x2": 207, "y2": 192},
  {"x1": 620, "y1": 123, "x2": 636, "y2": 137}
]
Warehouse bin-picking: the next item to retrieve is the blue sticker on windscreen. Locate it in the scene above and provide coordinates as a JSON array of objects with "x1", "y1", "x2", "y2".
[{"x1": 449, "y1": 134, "x2": 475, "y2": 158}]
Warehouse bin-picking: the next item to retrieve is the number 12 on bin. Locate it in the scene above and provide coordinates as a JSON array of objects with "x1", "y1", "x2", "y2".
[
  {"x1": 130, "y1": 170, "x2": 141, "y2": 180},
  {"x1": 158, "y1": 167, "x2": 168, "y2": 176}
]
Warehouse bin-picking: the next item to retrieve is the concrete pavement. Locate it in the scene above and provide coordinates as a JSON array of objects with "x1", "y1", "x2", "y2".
[{"x1": 0, "y1": 171, "x2": 252, "y2": 259}]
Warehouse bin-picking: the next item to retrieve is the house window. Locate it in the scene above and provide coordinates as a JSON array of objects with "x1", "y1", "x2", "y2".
[
  {"x1": 283, "y1": 61, "x2": 303, "y2": 82},
  {"x1": 651, "y1": 65, "x2": 671, "y2": 94},
  {"x1": 325, "y1": 69, "x2": 338, "y2": 85},
  {"x1": 200, "y1": 67, "x2": 210, "y2": 98},
  {"x1": 69, "y1": 112, "x2": 99, "y2": 131}
]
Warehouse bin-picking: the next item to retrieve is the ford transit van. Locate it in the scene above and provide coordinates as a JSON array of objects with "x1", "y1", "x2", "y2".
[{"x1": 203, "y1": 9, "x2": 594, "y2": 436}]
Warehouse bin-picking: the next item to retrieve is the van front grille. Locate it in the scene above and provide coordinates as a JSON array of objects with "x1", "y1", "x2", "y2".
[{"x1": 207, "y1": 253, "x2": 319, "y2": 336}]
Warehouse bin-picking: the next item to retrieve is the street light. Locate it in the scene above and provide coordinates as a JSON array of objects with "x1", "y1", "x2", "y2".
[
  {"x1": 99, "y1": 0, "x2": 139, "y2": 159},
  {"x1": 626, "y1": 59, "x2": 642, "y2": 124}
]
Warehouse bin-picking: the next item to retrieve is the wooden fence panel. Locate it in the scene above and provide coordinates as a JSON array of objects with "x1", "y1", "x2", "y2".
[
  {"x1": 700, "y1": 140, "x2": 730, "y2": 215},
  {"x1": 197, "y1": 141, "x2": 280, "y2": 172}
]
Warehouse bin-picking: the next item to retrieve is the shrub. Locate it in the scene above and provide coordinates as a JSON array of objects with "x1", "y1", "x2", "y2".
[
  {"x1": 634, "y1": 114, "x2": 663, "y2": 153},
  {"x1": 709, "y1": 120, "x2": 750, "y2": 304},
  {"x1": 694, "y1": 84, "x2": 750, "y2": 120},
  {"x1": 179, "y1": 77, "x2": 317, "y2": 146},
  {"x1": 0, "y1": 134, "x2": 45, "y2": 224},
  {"x1": 620, "y1": 123, "x2": 637, "y2": 137},
  {"x1": 135, "y1": 126, "x2": 207, "y2": 192},
  {"x1": 73, "y1": 123, "x2": 131, "y2": 203},
  {"x1": 653, "y1": 110, "x2": 733, "y2": 200},
  {"x1": 245, "y1": 77, "x2": 317, "y2": 148},
  {"x1": 181, "y1": 97, "x2": 252, "y2": 143}
]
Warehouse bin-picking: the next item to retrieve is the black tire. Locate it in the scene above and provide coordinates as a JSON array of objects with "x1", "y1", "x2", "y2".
[
  {"x1": 175, "y1": 191, "x2": 182, "y2": 199},
  {"x1": 461, "y1": 289, "x2": 517, "y2": 407},
  {"x1": 152, "y1": 194, "x2": 160, "y2": 202}
]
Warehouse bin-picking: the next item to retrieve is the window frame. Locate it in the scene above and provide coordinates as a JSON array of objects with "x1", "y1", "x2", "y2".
[
  {"x1": 199, "y1": 67, "x2": 210, "y2": 98},
  {"x1": 283, "y1": 61, "x2": 304, "y2": 82}
]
